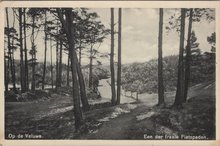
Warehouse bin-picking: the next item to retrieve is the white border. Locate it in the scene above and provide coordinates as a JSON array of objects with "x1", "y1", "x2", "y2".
[{"x1": 0, "y1": 1, "x2": 219, "y2": 146}]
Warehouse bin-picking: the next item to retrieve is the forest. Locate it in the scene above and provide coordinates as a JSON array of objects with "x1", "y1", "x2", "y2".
[{"x1": 4, "y1": 8, "x2": 216, "y2": 139}]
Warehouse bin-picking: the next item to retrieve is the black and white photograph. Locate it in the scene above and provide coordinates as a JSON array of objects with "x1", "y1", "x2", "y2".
[{"x1": 1, "y1": 2, "x2": 218, "y2": 142}]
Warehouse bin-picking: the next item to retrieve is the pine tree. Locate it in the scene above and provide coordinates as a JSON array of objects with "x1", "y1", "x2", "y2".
[
  {"x1": 116, "y1": 8, "x2": 122, "y2": 105},
  {"x1": 50, "y1": 35, "x2": 54, "y2": 89},
  {"x1": 173, "y1": 9, "x2": 186, "y2": 107},
  {"x1": 67, "y1": 53, "x2": 70, "y2": 87},
  {"x1": 23, "y1": 8, "x2": 29, "y2": 91},
  {"x1": 57, "y1": 8, "x2": 84, "y2": 129},
  {"x1": 5, "y1": 8, "x2": 10, "y2": 93},
  {"x1": 110, "y1": 8, "x2": 116, "y2": 105},
  {"x1": 27, "y1": 8, "x2": 43, "y2": 92},
  {"x1": 19, "y1": 8, "x2": 25, "y2": 93},
  {"x1": 183, "y1": 8, "x2": 193, "y2": 102},
  {"x1": 42, "y1": 10, "x2": 48, "y2": 90},
  {"x1": 158, "y1": 8, "x2": 165, "y2": 105}
]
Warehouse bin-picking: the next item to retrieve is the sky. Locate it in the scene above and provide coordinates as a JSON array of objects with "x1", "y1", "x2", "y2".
[{"x1": 6, "y1": 8, "x2": 215, "y2": 66}]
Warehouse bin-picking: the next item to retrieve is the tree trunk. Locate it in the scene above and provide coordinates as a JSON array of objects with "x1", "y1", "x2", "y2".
[
  {"x1": 59, "y1": 39, "x2": 63, "y2": 87},
  {"x1": 5, "y1": 57, "x2": 8, "y2": 93},
  {"x1": 61, "y1": 8, "x2": 84, "y2": 130},
  {"x1": 11, "y1": 45, "x2": 16, "y2": 91},
  {"x1": 74, "y1": 28, "x2": 89, "y2": 110},
  {"x1": 12, "y1": 10, "x2": 17, "y2": 91},
  {"x1": 23, "y1": 8, "x2": 28, "y2": 91},
  {"x1": 76, "y1": 59, "x2": 90, "y2": 111},
  {"x1": 158, "y1": 8, "x2": 165, "y2": 105},
  {"x1": 11, "y1": 10, "x2": 17, "y2": 91},
  {"x1": 56, "y1": 21, "x2": 59, "y2": 89},
  {"x1": 79, "y1": 47, "x2": 81, "y2": 66},
  {"x1": 110, "y1": 8, "x2": 116, "y2": 105},
  {"x1": 67, "y1": 53, "x2": 70, "y2": 87},
  {"x1": 116, "y1": 8, "x2": 122, "y2": 105},
  {"x1": 69, "y1": 44, "x2": 83, "y2": 130},
  {"x1": 19, "y1": 8, "x2": 25, "y2": 93},
  {"x1": 173, "y1": 9, "x2": 186, "y2": 107},
  {"x1": 89, "y1": 44, "x2": 93, "y2": 89},
  {"x1": 56, "y1": 43, "x2": 59, "y2": 89},
  {"x1": 5, "y1": 8, "x2": 11, "y2": 92},
  {"x1": 5, "y1": 8, "x2": 13, "y2": 91},
  {"x1": 50, "y1": 35, "x2": 54, "y2": 89},
  {"x1": 31, "y1": 15, "x2": 36, "y2": 92},
  {"x1": 79, "y1": 31, "x2": 82, "y2": 67},
  {"x1": 11, "y1": 26, "x2": 17, "y2": 91},
  {"x1": 57, "y1": 8, "x2": 84, "y2": 129},
  {"x1": 183, "y1": 8, "x2": 193, "y2": 102},
  {"x1": 42, "y1": 11, "x2": 47, "y2": 90}
]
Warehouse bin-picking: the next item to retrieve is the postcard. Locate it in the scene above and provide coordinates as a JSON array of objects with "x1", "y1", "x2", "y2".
[{"x1": 0, "y1": 1, "x2": 219, "y2": 146}]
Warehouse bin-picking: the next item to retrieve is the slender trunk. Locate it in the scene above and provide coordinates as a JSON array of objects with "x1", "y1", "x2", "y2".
[
  {"x1": 89, "y1": 44, "x2": 93, "y2": 89},
  {"x1": 76, "y1": 60, "x2": 90, "y2": 111},
  {"x1": 69, "y1": 43, "x2": 83, "y2": 130},
  {"x1": 12, "y1": 10, "x2": 17, "y2": 91},
  {"x1": 42, "y1": 11, "x2": 47, "y2": 90},
  {"x1": 50, "y1": 36, "x2": 54, "y2": 89},
  {"x1": 59, "y1": 39, "x2": 63, "y2": 87},
  {"x1": 5, "y1": 57, "x2": 8, "y2": 92},
  {"x1": 7, "y1": 51, "x2": 10, "y2": 92},
  {"x1": 11, "y1": 47, "x2": 16, "y2": 90},
  {"x1": 110, "y1": 8, "x2": 116, "y2": 105},
  {"x1": 5, "y1": 8, "x2": 10, "y2": 92},
  {"x1": 79, "y1": 32, "x2": 82, "y2": 67},
  {"x1": 62, "y1": 8, "x2": 83, "y2": 129},
  {"x1": 74, "y1": 27, "x2": 89, "y2": 109},
  {"x1": 116, "y1": 8, "x2": 122, "y2": 105},
  {"x1": 183, "y1": 8, "x2": 193, "y2": 102},
  {"x1": 56, "y1": 43, "x2": 59, "y2": 88},
  {"x1": 67, "y1": 53, "x2": 70, "y2": 87},
  {"x1": 158, "y1": 8, "x2": 165, "y2": 105},
  {"x1": 79, "y1": 47, "x2": 81, "y2": 66},
  {"x1": 23, "y1": 8, "x2": 28, "y2": 91},
  {"x1": 11, "y1": 30, "x2": 16, "y2": 91},
  {"x1": 173, "y1": 9, "x2": 186, "y2": 107},
  {"x1": 31, "y1": 15, "x2": 36, "y2": 92},
  {"x1": 19, "y1": 8, "x2": 25, "y2": 93},
  {"x1": 56, "y1": 21, "x2": 59, "y2": 89},
  {"x1": 6, "y1": 8, "x2": 12, "y2": 91}
]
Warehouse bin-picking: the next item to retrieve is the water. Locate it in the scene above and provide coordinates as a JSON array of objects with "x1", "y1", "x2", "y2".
[{"x1": 98, "y1": 78, "x2": 136, "y2": 104}]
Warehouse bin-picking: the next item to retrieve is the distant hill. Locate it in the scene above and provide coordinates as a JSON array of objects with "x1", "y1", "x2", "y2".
[{"x1": 120, "y1": 53, "x2": 215, "y2": 94}]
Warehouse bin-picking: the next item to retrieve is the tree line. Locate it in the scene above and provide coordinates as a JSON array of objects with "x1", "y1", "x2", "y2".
[
  {"x1": 4, "y1": 8, "x2": 122, "y2": 130},
  {"x1": 156, "y1": 8, "x2": 215, "y2": 107}
]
